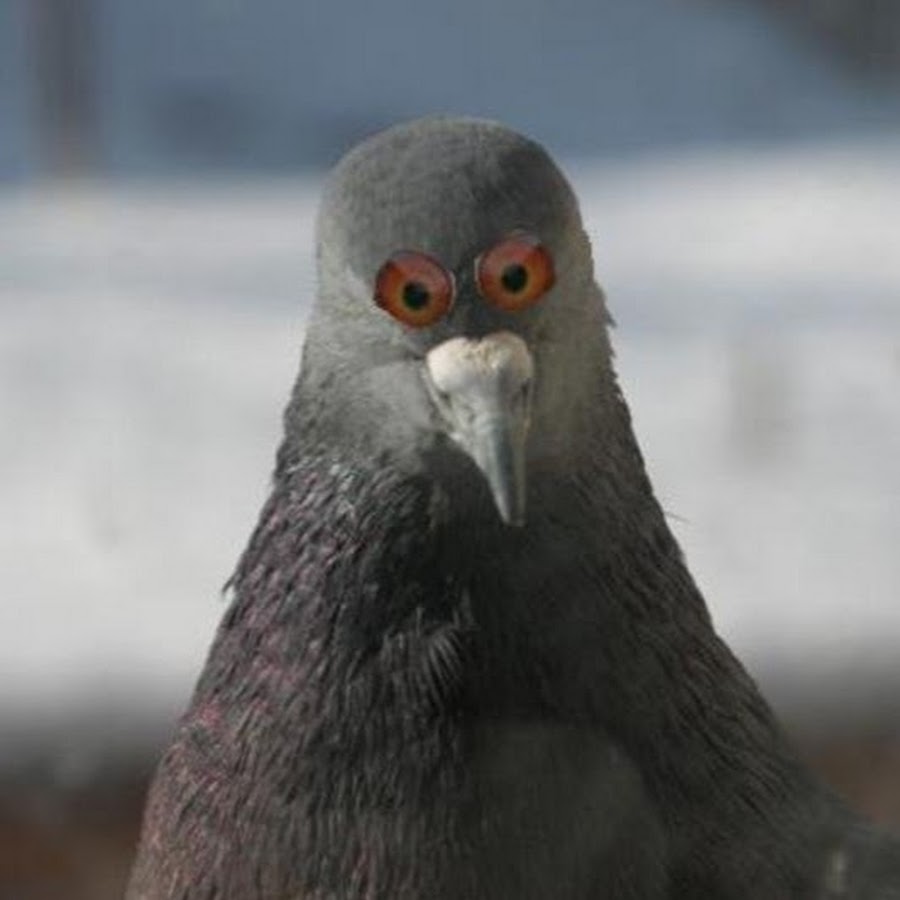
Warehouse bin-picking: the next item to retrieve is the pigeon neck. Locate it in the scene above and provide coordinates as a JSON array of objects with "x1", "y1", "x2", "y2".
[
  {"x1": 204, "y1": 449, "x2": 838, "y2": 897},
  {"x1": 554, "y1": 471, "x2": 840, "y2": 894}
]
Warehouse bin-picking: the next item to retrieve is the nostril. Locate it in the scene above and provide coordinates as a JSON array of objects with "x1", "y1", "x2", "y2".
[{"x1": 425, "y1": 332, "x2": 534, "y2": 401}]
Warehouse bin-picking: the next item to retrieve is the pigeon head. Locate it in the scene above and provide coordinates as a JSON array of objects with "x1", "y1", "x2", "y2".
[{"x1": 293, "y1": 117, "x2": 614, "y2": 527}]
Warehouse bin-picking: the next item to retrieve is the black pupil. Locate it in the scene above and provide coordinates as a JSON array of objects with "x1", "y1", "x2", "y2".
[
  {"x1": 403, "y1": 280, "x2": 431, "y2": 310},
  {"x1": 501, "y1": 263, "x2": 528, "y2": 293}
]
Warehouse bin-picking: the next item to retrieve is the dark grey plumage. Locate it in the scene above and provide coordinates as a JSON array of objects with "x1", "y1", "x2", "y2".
[{"x1": 127, "y1": 117, "x2": 900, "y2": 900}]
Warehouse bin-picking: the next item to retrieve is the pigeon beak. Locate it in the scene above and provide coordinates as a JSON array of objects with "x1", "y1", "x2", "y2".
[{"x1": 425, "y1": 332, "x2": 534, "y2": 527}]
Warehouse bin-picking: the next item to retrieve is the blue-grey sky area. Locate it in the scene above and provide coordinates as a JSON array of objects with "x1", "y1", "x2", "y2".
[{"x1": 4, "y1": 0, "x2": 900, "y2": 179}]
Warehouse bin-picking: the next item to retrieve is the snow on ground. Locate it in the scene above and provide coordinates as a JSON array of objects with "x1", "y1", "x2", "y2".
[{"x1": 1, "y1": 139, "x2": 899, "y2": 734}]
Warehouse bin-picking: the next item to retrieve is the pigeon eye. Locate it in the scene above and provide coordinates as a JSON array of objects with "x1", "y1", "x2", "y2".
[
  {"x1": 374, "y1": 251, "x2": 455, "y2": 328},
  {"x1": 475, "y1": 233, "x2": 555, "y2": 312}
]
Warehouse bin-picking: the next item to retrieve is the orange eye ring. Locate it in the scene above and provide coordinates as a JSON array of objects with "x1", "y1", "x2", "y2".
[
  {"x1": 475, "y1": 232, "x2": 555, "y2": 312},
  {"x1": 374, "y1": 251, "x2": 455, "y2": 328}
]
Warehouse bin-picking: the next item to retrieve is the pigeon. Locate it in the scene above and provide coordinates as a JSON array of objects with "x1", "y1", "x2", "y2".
[{"x1": 126, "y1": 117, "x2": 900, "y2": 900}]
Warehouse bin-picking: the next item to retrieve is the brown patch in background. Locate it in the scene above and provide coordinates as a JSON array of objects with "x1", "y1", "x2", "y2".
[{"x1": 0, "y1": 727, "x2": 898, "y2": 900}]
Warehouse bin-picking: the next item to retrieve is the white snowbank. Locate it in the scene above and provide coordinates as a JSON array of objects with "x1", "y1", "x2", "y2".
[{"x1": 1, "y1": 140, "x2": 898, "y2": 729}]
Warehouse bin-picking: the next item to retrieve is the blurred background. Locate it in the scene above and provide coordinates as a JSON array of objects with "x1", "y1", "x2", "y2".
[{"x1": 1, "y1": 0, "x2": 899, "y2": 897}]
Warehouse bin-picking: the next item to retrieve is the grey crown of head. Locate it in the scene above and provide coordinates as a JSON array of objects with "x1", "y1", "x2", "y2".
[{"x1": 318, "y1": 117, "x2": 578, "y2": 288}]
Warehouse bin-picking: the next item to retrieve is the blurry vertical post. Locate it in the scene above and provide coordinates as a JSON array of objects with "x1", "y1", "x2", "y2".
[{"x1": 29, "y1": 0, "x2": 97, "y2": 175}]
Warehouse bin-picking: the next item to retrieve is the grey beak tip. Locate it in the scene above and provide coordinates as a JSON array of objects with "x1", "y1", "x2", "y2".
[{"x1": 496, "y1": 499, "x2": 527, "y2": 528}]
